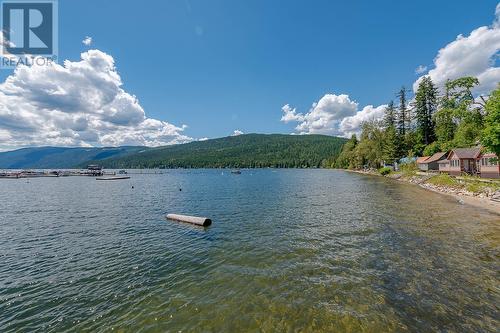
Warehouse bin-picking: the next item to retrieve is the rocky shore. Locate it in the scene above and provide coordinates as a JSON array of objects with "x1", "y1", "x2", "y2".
[{"x1": 343, "y1": 169, "x2": 500, "y2": 215}]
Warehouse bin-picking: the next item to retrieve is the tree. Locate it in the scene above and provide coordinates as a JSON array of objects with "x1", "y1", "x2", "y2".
[
  {"x1": 415, "y1": 76, "x2": 437, "y2": 145},
  {"x1": 445, "y1": 76, "x2": 479, "y2": 107},
  {"x1": 382, "y1": 125, "x2": 398, "y2": 164},
  {"x1": 433, "y1": 107, "x2": 456, "y2": 151},
  {"x1": 396, "y1": 86, "x2": 408, "y2": 136},
  {"x1": 335, "y1": 134, "x2": 358, "y2": 169},
  {"x1": 353, "y1": 120, "x2": 385, "y2": 168},
  {"x1": 384, "y1": 100, "x2": 396, "y2": 128},
  {"x1": 481, "y1": 84, "x2": 500, "y2": 156}
]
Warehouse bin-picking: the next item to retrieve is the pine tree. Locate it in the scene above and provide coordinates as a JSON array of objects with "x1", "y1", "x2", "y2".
[
  {"x1": 397, "y1": 87, "x2": 407, "y2": 136},
  {"x1": 384, "y1": 100, "x2": 396, "y2": 128},
  {"x1": 415, "y1": 76, "x2": 437, "y2": 145},
  {"x1": 382, "y1": 125, "x2": 398, "y2": 164}
]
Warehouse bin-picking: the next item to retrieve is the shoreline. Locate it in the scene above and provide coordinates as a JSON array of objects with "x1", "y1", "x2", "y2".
[{"x1": 340, "y1": 169, "x2": 500, "y2": 215}]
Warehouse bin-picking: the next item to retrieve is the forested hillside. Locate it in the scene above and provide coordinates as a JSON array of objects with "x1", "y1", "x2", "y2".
[{"x1": 95, "y1": 134, "x2": 346, "y2": 168}]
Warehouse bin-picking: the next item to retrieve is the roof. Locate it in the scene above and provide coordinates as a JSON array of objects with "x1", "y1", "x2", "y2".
[
  {"x1": 424, "y1": 152, "x2": 448, "y2": 163},
  {"x1": 437, "y1": 159, "x2": 449, "y2": 164},
  {"x1": 417, "y1": 156, "x2": 430, "y2": 164},
  {"x1": 450, "y1": 147, "x2": 481, "y2": 159}
]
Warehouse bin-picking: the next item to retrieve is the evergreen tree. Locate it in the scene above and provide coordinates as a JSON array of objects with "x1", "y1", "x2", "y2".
[
  {"x1": 396, "y1": 86, "x2": 408, "y2": 136},
  {"x1": 383, "y1": 100, "x2": 396, "y2": 128},
  {"x1": 382, "y1": 125, "x2": 398, "y2": 164},
  {"x1": 415, "y1": 76, "x2": 437, "y2": 145}
]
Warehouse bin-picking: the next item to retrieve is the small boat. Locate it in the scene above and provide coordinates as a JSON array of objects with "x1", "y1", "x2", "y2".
[
  {"x1": 118, "y1": 170, "x2": 128, "y2": 175},
  {"x1": 231, "y1": 169, "x2": 241, "y2": 174},
  {"x1": 96, "y1": 176, "x2": 131, "y2": 181}
]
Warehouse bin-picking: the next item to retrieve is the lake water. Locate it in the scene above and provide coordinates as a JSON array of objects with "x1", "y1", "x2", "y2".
[{"x1": 0, "y1": 169, "x2": 499, "y2": 332}]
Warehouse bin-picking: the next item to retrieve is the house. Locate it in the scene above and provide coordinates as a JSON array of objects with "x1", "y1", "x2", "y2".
[
  {"x1": 438, "y1": 159, "x2": 450, "y2": 173},
  {"x1": 417, "y1": 152, "x2": 448, "y2": 171},
  {"x1": 447, "y1": 147, "x2": 482, "y2": 176},
  {"x1": 416, "y1": 156, "x2": 430, "y2": 171},
  {"x1": 478, "y1": 152, "x2": 499, "y2": 179}
]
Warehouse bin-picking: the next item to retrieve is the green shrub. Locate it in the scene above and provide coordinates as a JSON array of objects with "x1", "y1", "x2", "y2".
[{"x1": 378, "y1": 167, "x2": 392, "y2": 176}]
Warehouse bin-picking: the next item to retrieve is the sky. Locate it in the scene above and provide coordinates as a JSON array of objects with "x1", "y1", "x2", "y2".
[{"x1": 0, "y1": 0, "x2": 499, "y2": 150}]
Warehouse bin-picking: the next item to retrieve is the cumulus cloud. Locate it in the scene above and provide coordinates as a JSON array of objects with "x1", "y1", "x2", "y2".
[
  {"x1": 281, "y1": 94, "x2": 361, "y2": 136},
  {"x1": 231, "y1": 129, "x2": 244, "y2": 136},
  {"x1": 339, "y1": 104, "x2": 387, "y2": 138},
  {"x1": 82, "y1": 36, "x2": 92, "y2": 46},
  {"x1": 415, "y1": 65, "x2": 428, "y2": 74},
  {"x1": 0, "y1": 49, "x2": 192, "y2": 150},
  {"x1": 413, "y1": 4, "x2": 500, "y2": 94},
  {"x1": 280, "y1": 104, "x2": 304, "y2": 123}
]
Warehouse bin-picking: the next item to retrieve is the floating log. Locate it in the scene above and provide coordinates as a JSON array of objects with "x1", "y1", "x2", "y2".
[{"x1": 166, "y1": 214, "x2": 212, "y2": 227}]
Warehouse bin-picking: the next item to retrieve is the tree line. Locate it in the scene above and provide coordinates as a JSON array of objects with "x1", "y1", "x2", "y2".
[
  {"x1": 335, "y1": 77, "x2": 499, "y2": 169},
  {"x1": 96, "y1": 134, "x2": 347, "y2": 169}
]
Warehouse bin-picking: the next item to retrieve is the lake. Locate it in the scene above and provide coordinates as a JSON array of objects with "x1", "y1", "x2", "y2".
[{"x1": 0, "y1": 169, "x2": 498, "y2": 332}]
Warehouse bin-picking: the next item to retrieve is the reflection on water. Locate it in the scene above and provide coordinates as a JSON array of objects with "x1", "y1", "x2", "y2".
[{"x1": 0, "y1": 169, "x2": 498, "y2": 332}]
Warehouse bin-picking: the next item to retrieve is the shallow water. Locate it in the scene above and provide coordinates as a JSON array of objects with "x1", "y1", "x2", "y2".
[{"x1": 0, "y1": 169, "x2": 499, "y2": 332}]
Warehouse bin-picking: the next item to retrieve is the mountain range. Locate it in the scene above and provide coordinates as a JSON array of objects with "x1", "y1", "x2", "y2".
[{"x1": 0, "y1": 134, "x2": 346, "y2": 169}]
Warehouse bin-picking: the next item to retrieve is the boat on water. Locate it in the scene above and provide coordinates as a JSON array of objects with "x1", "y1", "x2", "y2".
[
  {"x1": 96, "y1": 176, "x2": 131, "y2": 181},
  {"x1": 231, "y1": 169, "x2": 242, "y2": 174}
]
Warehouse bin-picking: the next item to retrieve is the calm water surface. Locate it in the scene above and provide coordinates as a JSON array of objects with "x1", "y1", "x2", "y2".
[{"x1": 0, "y1": 169, "x2": 499, "y2": 332}]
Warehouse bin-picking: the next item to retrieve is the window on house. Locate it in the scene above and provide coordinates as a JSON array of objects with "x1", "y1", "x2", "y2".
[{"x1": 482, "y1": 157, "x2": 498, "y2": 166}]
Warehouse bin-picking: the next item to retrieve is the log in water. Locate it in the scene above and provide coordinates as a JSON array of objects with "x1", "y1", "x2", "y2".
[{"x1": 166, "y1": 213, "x2": 212, "y2": 226}]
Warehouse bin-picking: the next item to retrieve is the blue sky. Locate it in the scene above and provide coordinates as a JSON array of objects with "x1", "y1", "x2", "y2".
[{"x1": 0, "y1": 0, "x2": 499, "y2": 149}]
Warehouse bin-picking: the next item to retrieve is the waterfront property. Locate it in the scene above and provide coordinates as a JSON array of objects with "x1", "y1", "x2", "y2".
[
  {"x1": 428, "y1": 146, "x2": 499, "y2": 179},
  {"x1": 447, "y1": 147, "x2": 482, "y2": 176},
  {"x1": 417, "y1": 152, "x2": 448, "y2": 171},
  {"x1": 416, "y1": 156, "x2": 430, "y2": 171},
  {"x1": 438, "y1": 159, "x2": 450, "y2": 173},
  {"x1": 478, "y1": 152, "x2": 500, "y2": 179}
]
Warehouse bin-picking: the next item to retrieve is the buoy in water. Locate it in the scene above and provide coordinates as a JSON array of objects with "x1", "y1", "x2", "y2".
[{"x1": 166, "y1": 214, "x2": 212, "y2": 227}]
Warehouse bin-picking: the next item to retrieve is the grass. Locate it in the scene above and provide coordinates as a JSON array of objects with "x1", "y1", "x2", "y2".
[
  {"x1": 427, "y1": 174, "x2": 462, "y2": 188},
  {"x1": 466, "y1": 182, "x2": 484, "y2": 193},
  {"x1": 427, "y1": 174, "x2": 499, "y2": 193}
]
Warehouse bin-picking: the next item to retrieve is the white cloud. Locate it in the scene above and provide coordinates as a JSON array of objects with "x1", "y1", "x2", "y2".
[
  {"x1": 415, "y1": 65, "x2": 428, "y2": 74},
  {"x1": 339, "y1": 104, "x2": 387, "y2": 138},
  {"x1": 0, "y1": 49, "x2": 192, "y2": 150},
  {"x1": 231, "y1": 129, "x2": 243, "y2": 136},
  {"x1": 82, "y1": 36, "x2": 92, "y2": 46},
  {"x1": 413, "y1": 4, "x2": 500, "y2": 94},
  {"x1": 198, "y1": 137, "x2": 209, "y2": 141},
  {"x1": 281, "y1": 93, "x2": 387, "y2": 138},
  {"x1": 280, "y1": 104, "x2": 304, "y2": 123},
  {"x1": 282, "y1": 94, "x2": 359, "y2": 136}
]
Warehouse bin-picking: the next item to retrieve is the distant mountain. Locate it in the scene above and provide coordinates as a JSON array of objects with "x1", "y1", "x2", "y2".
[
  {"x1": 0, "y1": 146, "x2": 148, "y2": 169},
  {"x1": 0, "y1": 134, "x2": 347, "y2": 169},
  {"x1": 94, "y1": 134, "x2": 347, "y2": 169}
]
